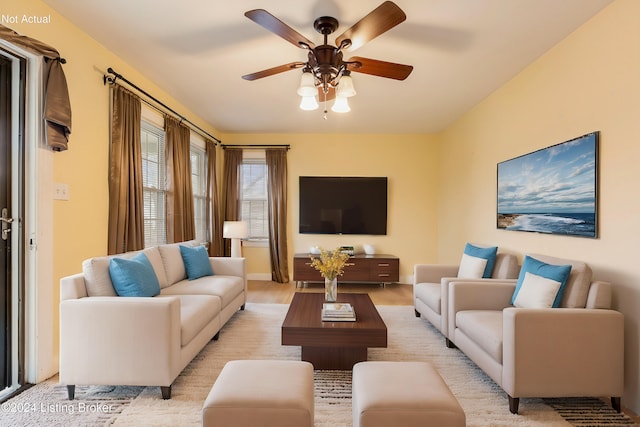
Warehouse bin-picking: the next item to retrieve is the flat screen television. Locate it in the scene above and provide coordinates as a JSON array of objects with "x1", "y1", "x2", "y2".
[{"x1": 299, "y1": 176, "x2": 388, "y2": 235}]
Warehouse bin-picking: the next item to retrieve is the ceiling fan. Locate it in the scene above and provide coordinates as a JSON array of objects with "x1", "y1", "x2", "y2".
[{"x1": 242, "y1": 1, "x2": 413, "y2": 113}]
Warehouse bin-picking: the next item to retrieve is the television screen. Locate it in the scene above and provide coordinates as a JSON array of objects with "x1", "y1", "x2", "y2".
[
  {"x1": 299, "y1": 176, "x2": 388, "y2": 235},
  {"x1": 497, "y1": 131, "x2": 599, "y2": 238}
]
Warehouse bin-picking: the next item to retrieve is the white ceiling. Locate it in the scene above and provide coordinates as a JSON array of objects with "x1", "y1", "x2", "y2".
[{"x1": 43, "y1": 0, "x2": 612, "y2": 135}]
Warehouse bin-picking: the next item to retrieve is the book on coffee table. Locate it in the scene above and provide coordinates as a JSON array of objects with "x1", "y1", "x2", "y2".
[{"x1": 322, "y1": 303, "x2": 356, "y2": 321}]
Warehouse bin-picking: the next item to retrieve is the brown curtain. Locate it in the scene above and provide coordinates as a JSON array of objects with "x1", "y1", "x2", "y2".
[
  {"x1": 107, "y1": 85, "x2": 144, "y2": 254},
  {"x1": 266, "y1": 148, "x2": 289, "y2": 283},
  {"x1": 165, "y1": 116, "x2": 195, "y2": 243},
  {"x1": 206, "y1": 140, "x2": 223, "y2": 256},
  {"x1": 222, "y1": 148, "x2": 242, "y2": 256},
  {"x1": 0, "y1": 24, "x2": 71, "y2": 151}
]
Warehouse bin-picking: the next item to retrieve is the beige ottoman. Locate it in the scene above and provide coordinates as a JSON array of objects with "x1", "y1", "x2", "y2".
[
  {"x1": 352, "y1": 361, "x2": 465, "y2": 427},
  {"x1": 202, "y1": 360, "x2": 314, "y2": 427}
]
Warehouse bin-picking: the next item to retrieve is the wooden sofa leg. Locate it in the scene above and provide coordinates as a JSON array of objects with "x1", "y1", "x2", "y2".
[
  {"x1": 213, "y1": 331, "x2": 220, "y2": 341},
  {"x1": 66, "y1": 385, "x2": 75, "y2": 400},
  {"x1": 611, "y1": 397, "x2": 621, "y2": 413},
  {"x1": 240, "y1": 304, "x2": 245, "y2": 311},
  {"x1": 161, "y1": 385, "x2": 172, "y2": 399},
  {"x1": 445, "y1": 338, "x2": 456, "y2": 349},
  {"x1": 508, "y1": 396, "x2": 519, "y2": 414},
  {"x1": 414, "y1": 309, "x2": 421, "y2": 317}
]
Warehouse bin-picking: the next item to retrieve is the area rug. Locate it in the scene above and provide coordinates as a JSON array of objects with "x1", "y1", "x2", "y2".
[{"x1": 1, "y1": 303, "x2": 635, "y2": 426}]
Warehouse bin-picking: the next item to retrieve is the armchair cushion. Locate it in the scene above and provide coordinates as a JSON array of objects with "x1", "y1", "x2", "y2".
[
  {"x1": 512, "y1": 255, "x2": 571, "y2": 308},
  {"x1": 513, "y1": 272, "x2": 562, "y2": 309},
  {"x1": 528, "y1": 254, "x2": 592, "y2": 308},
  {"x1": 109, "y1": 253, "x2": 160, "y2": 297},
  {"x1": 180, "y1": 245, "x2": 214, "y2": 280},
  {"x1": 459, "y1": 243, "x2": 498, "y2": 278}
]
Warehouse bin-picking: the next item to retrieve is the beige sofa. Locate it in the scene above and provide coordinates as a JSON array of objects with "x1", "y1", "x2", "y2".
[
  {"x1": 413, "y1": 252, "x2": 520, "y2": 346},
  {"x1": 59, "y1": 241, "x2": 246, "y2": 400},
  {"x1": 447, "y1": 254, "x2": 624, "y2": 414}
]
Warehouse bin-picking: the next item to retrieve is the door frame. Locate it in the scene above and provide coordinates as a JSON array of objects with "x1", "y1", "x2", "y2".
[{"x1": 0, "y1": 39, "x2": 56, "y2": 400}]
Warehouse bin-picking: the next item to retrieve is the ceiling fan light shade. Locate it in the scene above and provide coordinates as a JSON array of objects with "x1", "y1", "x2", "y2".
[
  {"x1": 336, "y1": 74, "x2": 356, "y2": 98},
  {"x1": 299, "y1": 95, "x2": 319, "y2": 111},
  {"x1": 297, "y1": 71, "x2": 317, "y2": 96},
  {"x1": 331, "y1": 96, "x2": 350, "y2": 113}
]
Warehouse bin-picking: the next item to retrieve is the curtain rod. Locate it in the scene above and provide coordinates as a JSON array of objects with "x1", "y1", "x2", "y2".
[
  {"x1": 103, "y1": 67, "x2": 221, "y2": 144},
  {"x1": 221, "y1": 144, "x2": 290, "y2": 150}
]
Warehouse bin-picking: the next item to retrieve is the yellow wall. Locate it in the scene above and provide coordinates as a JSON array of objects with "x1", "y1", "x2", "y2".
[
  {"x1": 439, "y1": 0, "x2": 640, "y2": 412},
  {"x1": 221, "y1": 133, "x2": 441, "y2": 282},
  {"x1": 4, "y1": 0, "x2": 220, "y2": 361}
]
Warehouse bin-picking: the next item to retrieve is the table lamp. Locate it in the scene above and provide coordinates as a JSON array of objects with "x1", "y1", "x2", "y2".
[{"x1": 223, "y1": 221, "x2": 248, "y2": 258}]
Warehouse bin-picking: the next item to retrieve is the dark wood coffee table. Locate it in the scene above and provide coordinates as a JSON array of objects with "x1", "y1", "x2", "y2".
[{"x1": 282, "y1": 292, "x2": 387, "y2": 370}]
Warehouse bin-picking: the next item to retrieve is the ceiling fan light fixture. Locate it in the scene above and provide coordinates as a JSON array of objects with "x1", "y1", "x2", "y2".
[
  {"x1": 300, "y1": 95, "x2": 319, "y2": 111},
  {"x1": 336, "y1": 74, "x2": 356, "y2": 98},
  {"x1": 331, "y1": 95, "x2": 350, "y2": 113},
  {"x1": 297, "y1": 71, "x2": 317, "y2": 96}
]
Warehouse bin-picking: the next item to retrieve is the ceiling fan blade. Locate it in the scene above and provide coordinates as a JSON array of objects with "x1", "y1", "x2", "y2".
[
  {"x1": 335, "y1": 1, "x2": 406, "y2": 51},
  {"x1": 245, "y1": 9, "x2": 315, "y2": 49},
  {"x1": 346, "y1": 56, "x2": 413, "y2": 80},
  {"x1": 242, "y1": 62, "x2": 306, "y2": 81}
]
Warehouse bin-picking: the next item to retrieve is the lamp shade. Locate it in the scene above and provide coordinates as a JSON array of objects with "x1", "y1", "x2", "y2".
[
  {"x1": 299, "y1": 95, "x2": 319, "y2": 111},
  {"x1": 297, "y1": 71, "x2": 316, "y2": 96},
  {"x1": 331, "y1": 95, "x2": 350, "y2": 113},
  {"x1": 336, "y1": 74, "x2": 356, "y2": 98},
  {"x1": 223, "y1": 221, "x2": 248, "y2": 239}
]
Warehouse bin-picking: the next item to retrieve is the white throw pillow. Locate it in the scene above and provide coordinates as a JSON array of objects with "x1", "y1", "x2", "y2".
[
  {"x1": 513, "y1": 272, "x2": 562, "y2": 308},
  {"x1": 458, "y1": 253, "x2": 488, "y2": 279}
]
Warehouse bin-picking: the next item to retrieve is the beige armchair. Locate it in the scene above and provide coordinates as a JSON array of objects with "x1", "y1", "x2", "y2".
[
  {"x1": 413, "y1": 251, "x2": 519, "y2": 346},
  {"x1": 447, "y1": 254, "x2": 624, "y2": 414}
]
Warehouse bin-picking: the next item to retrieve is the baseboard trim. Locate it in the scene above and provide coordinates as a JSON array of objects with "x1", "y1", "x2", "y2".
[{"x1": 247, "y1": 273, "x2": 273, "y2": 281}]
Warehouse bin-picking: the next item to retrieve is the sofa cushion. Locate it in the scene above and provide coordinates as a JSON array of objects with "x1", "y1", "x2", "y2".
[
  {"x1": 512, "y1": 255, "x2": 571, "y2": 308},
  {"x1": 529, "y1": 254, "x2": 592, "y2": 308},
  {"x1": 456, "y1": 310, "x2": 503, "y2": 363},
  {"x1": 160, "y1": 275, "x2": 244, "y2": 307},
  {"x1": 459, "y1": 243, "x2": 498, "y2": 278},
  {"x1": 157, "y1": 294, "x2": 221, "y2": 347},
  {"x1": 513, "y1": 272, "x2": 562, "y2": 308},
  {"x1": 458, "y1": 253, "x2": 487, "y2": 279},
  {"x1": 180, "y1": 245, "x2": 214, "y2": 280},
  {"x1": 414, "y1": 283, "x2": 441, "y2": 314},
  {"x1": 109, "y1": 253, "x2": 160, "y2": 297},
  {"x1": 83, "y1": 247, "x2": 168, "y2": 296},
  {"x1": 158, "y1": 240, "x2": 199, "y2": 286}
]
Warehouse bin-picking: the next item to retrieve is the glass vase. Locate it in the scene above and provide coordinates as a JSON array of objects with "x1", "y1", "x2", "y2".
[{"x1": 324, "y1": 277, "x2": 337, "y2": 302}]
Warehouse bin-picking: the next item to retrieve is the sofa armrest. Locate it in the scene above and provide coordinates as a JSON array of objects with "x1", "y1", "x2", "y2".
[
  {"x1": 502, "y1": 307, "x2": 624, "y2": 398},
  {"x1": 59, "y1": 296, "x2": 181, "y2": 387},
  {"x1": 210, "y1": 257, "x2": 247, "y2": 293},
  {"x1": 60, "y1": 273, "x2": 88, "y2": 301},
  {"x1": 448, "y1": 281, "x2": 516, "y2": 339},
  {"x1": 413, "y1": 264, "x2": 458, "y2": 285}
]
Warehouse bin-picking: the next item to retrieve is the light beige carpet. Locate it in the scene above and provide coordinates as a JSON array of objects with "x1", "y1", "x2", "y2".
[{"x1": 1, "y1": 303, "x2": 634, "y2": 426}]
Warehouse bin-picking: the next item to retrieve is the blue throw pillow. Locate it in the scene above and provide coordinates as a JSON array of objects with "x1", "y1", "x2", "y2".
[
  {"x1": 511, "y1": 255, "x2": 572, "y2": 308},
  {"x1": 463, "y1": 243, "x2": 498, "y2": 278},
  {"x1": 109, "y1": 253, "x2": 160, "y2": 297},
  {"x1": 180, "y1": 245, "x2": 214, "y2": 280}
]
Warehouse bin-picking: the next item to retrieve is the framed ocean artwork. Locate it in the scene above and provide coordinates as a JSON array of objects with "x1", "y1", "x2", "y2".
[{"x1": 497, "y1": 132, "x2": 599, "y2": 238}]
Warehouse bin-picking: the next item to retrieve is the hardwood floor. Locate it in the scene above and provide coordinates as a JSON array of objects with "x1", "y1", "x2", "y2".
[{"x1": 246, "y1": 280, "x2": 413, "y2": 305}]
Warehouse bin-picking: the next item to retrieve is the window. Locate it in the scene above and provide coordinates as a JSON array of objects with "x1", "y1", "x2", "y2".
[
  {"x1": 141, "y1": 106, "x2": 208, "y2": 247},
  {"x1": 191, "y1": 143, "x2": 207, "y2": 243},
  {"x1": 240, "y1": 151, "x2": 268, "y2": 240},
  {"x1": 141, "y1": 120, "x2": 167, "y2": 248}
]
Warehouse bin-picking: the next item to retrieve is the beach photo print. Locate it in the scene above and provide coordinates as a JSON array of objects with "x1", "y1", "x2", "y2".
[{"x1": 497, "y1": 132, "x2": 599, "y2": 238}]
